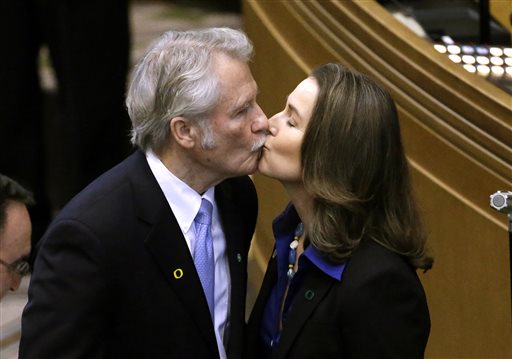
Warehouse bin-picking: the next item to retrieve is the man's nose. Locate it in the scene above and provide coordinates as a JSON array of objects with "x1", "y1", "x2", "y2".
[{"x1": 251, "y1": 104, "x2": 269, "y2": 133}]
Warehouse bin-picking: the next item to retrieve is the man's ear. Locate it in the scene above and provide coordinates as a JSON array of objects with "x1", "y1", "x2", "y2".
[{"x1": 169, "y1": 116, "x2": 198, "y2": 149}]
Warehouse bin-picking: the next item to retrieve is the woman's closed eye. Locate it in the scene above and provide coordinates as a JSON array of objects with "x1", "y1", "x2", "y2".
[{"x1": 287, "y1": 119, "x2": 296, "y2": 128}]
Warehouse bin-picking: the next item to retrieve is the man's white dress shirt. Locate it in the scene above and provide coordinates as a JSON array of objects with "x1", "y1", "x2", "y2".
[{"x1": 146, "y1": 150, "x2": 230, "y2": 359}]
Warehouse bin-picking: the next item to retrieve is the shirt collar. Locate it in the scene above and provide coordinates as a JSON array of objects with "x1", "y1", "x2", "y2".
[
  {"x1": 273, "y1": 203, "x2": 346, "y2": 281},
  {"x1": 272, "y1": 202, "x2": 301, "y2": 237},
  {"x1": 145, "y1": 150, "x2": 215, "y2": 234},
  {"x1": 303, "y1": 246, "x2": 346, "y2": 281}
]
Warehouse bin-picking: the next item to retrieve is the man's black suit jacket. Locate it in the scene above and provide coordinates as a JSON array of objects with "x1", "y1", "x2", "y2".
[
  {"x1": 19, "y1": 150, "x2": 258, "y2": 359},
  {"x1": 246, "y1": 238, "x2": 430, "y2": 359}
]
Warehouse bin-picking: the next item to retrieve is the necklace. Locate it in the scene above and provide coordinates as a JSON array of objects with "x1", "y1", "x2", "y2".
[
  {"x1": 279, "y1": 222, "x2": 305, "y2": 332},
  {"x1": 287, "y1": 222, "x2": 304, "y2": 279}
]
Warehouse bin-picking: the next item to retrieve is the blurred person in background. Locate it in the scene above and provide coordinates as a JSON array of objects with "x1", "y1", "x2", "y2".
[
  {"x1": 0, "y1": 0, "x2": 130, "y2": 245},
  {"x1": 0, "y1": 174, "x2": 34, "y2": 300}
]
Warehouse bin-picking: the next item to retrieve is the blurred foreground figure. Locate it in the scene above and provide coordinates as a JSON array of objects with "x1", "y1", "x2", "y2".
[{"x1": 0, "y1": 174, "x2": 33, "y2": 300}]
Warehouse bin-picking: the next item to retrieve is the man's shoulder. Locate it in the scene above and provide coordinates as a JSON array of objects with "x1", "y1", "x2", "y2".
[
  {"x1": 35, "y1": 151, "x2": 168, "y2": 253},
  {"x1": 55, "y1": 151, "x2": 151, "y2": 222}
]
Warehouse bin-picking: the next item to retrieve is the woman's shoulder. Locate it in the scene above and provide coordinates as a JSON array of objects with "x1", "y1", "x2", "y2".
[
  {"x1": 341, "y1": 238, "x2": 420, "y2": 286},
  {"x1": 335, "y1": 238, "x2": 428, "y2": 317}
]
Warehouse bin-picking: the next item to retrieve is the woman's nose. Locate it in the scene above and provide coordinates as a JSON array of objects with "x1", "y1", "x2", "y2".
[{"x1": 267, "y1": 114, "x2": 280, "y2": 135}]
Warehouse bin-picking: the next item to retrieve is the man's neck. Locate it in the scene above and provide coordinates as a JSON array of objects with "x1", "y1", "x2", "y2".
[{"x1": 154, "y1": 147, "x2": 223, "y2": 195}]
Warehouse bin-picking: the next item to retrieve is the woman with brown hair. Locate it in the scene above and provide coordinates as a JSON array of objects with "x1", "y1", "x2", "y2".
[{"x1": 247, "y1": 63, "x2": 433, "y2": 358}]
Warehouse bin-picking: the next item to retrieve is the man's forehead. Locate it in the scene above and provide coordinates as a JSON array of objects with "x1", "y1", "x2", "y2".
[
  {"x1": 0, "y1": 202, "x2": 31, "y2": 250},
  {"x1": 220, "y1": 78, "x2": 258, "y2": 105}
]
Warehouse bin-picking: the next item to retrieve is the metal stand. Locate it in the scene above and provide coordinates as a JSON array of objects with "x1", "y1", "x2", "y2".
[
  {"x1": 489, "y1": 191, "x2": 512, "y2": 313},
  {"x1": 508, "y1": 213, "x2": 512, "y2": 310}
]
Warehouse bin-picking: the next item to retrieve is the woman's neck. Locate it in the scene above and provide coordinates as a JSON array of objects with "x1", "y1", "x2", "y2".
[{"x1": 282, "y1": 182, "x2": 313, "y2": 234}]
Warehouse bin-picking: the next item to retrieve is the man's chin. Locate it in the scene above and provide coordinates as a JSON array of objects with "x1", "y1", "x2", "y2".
[
  {"x1": 241, "y1": 155, "x2": 260, "y2": 176},
  {"x1": 256, "y1": 155, "x2": 273, "y2": 177}
]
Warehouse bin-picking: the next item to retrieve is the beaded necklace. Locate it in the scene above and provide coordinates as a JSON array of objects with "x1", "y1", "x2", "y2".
[
  {"x1": 287, "y1": 222, "x2": 304, "y2": 279},
  {"x1": 278, "y1": 222, "x2": 305, "y2": 332}
]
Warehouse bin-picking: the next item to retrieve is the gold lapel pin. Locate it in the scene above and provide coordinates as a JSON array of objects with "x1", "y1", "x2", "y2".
[{"x1": 173, "y1": 268, "x2": 184, "y2": 279}]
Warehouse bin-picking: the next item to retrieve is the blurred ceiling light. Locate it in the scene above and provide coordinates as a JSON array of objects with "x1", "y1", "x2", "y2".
[
  {"x1": 448, "y1": 54, "x2": 462, "y2": 63},
  {"x1": 476, "y1": 46, "x2": 489, "y2": 55},
  {"x1": 447, "y1": 45, "x2": 461, "y2": 54},
  {"x1": 461, "y1": 45, "x2": 474, "y2": 54},
  {"x1": 477, "y1": 56, "x2": 490, "y2": 65},
  {"x1": 463, "y1": 64, "x2": 476, "y2": 73},
  {"x1": 477, "y1": 65, "x2": 490, "y2": 75},
  {"x1": 491, "y1": 66, "x2": 505, "y2": 76},
  {"x1": 441, "y1": 35, "x2": 455, "y2": 44},
  {"x1": 490, "y1": 57, "x2": 504, "y2": 66},
  {"x1": 489, "y1": 47, "x2": 503, "y2": 57},
  {"x1": 434, "y1": 44, "x2": 447, "y2": 53},
  {"x1": 462, "y1": 55, "x2": 476, "y2": 64}
]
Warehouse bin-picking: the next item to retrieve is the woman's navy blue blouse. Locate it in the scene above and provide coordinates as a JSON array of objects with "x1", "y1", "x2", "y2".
[{"x1": 260, "y1": 204, "x2": 346, "y2": 358}]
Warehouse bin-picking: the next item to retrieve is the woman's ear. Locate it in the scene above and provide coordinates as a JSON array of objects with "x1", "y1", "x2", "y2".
[{"x1": 169, "y1": 116, "x2": 198, "y2": 149}]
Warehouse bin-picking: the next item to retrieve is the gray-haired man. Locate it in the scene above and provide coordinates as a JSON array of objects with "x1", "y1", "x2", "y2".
[{"x1": 20, "y1": 27, "x2": 268, "y2": 359}]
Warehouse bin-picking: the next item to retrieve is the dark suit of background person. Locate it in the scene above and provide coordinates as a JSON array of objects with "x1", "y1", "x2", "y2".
[
  {"x1": 18, "y1": 28, "x2": 268, "y2": 358},
  {"x1": 247, "y1": 218, "x2": 430, "y2": 359},
  {"x1": 0, "y1": 0, "x2": 130, "y2": 244}
]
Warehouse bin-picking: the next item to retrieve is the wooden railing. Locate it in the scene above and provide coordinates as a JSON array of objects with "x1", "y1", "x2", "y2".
[{"x1": 243, "y1": 1, "x2": 512, "y2": 357}]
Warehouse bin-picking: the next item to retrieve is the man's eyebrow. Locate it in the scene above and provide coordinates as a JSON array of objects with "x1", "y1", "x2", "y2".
[
  {"x1": 232, "y1": 87, "x2": 259, "y2": 113},
  {"x1": 230, "y1": 99, "x2": 251, "y2": 117}
]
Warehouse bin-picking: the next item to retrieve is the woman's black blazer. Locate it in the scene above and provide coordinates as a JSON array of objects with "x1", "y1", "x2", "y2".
[{"x1": 246, "y1": 238, "x2": 430, "y2": 359}]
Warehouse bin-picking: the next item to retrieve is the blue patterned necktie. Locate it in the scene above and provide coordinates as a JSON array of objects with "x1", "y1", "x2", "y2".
[{"x1": 193, "y1": 198, "x2": 215, "y2": 319}]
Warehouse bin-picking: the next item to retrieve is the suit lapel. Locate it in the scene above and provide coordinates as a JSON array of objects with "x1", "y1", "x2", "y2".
[
  {"x1": 247, "y1": 253, "x2": 278, "y2": 331},
  {"x1": 129, "y1": 151, "x2": 219, "y2": 358},
  {"x1": 144, "y1": 215, "x2": 218, "y2": 354},
  {"x1": 245, "y1": 253, "x2": 278, "y2": 359},
  {"x1": 276, "y1": 267, "x2": 336, "y2": 359},
  {"x1": 215, "y1": 183, "x2": 247, "y2": 357}
]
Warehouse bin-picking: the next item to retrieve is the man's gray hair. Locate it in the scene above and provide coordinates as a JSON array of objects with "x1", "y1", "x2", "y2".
[{"x1": 126, "y1": 27, "x2": 254, "y2": 151}]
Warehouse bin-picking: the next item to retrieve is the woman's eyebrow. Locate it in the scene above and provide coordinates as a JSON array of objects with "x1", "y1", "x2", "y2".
[{"x1": 287, "y1": 100, "x2": 304, "y2": 122}]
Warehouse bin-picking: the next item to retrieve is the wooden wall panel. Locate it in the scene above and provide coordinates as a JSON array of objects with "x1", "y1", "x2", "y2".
[
  {"x1": 244, "y1": 1, "x2": 512, "y2": 357},
  {"x1": 491, "y1": 0, "x2": 512, "y2": 32}
]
